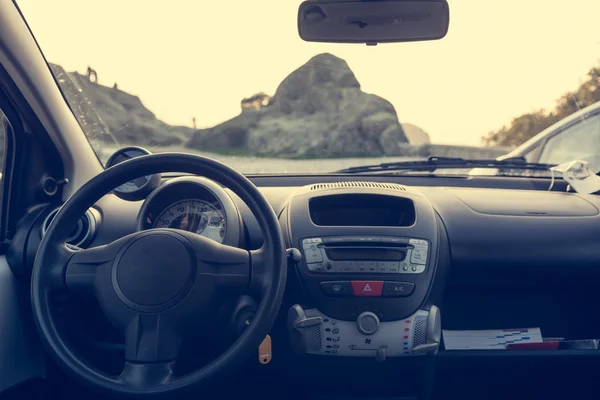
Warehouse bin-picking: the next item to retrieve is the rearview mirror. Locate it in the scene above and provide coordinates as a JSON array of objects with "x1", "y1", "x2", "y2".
[{"x1": 298, "y1": 0, "x2": 449, "y2": 45}]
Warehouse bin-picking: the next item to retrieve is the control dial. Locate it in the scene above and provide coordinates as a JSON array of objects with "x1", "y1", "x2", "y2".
[{"x1": 356, "y1": 311, "x2": 380, "y2": 335}]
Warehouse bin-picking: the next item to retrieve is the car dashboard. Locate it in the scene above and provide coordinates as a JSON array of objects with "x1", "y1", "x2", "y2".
[{"x1": 8, "y1": 173, "x2": 600, "y2": 399}]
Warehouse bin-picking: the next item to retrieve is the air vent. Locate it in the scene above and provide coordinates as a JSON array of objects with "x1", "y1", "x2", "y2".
[
  {"x1": 413, "y1": 317, "x2": 428, "y2": 348},
  {"x1": 41, "y1": 208, "x2": 99, "y2": 248},
  {"x1": 307, "y1": 325, "x2": 322, "y2": 351},
  {"x1": 309, "y1": 181, "x2": 407, "y2": 191}
]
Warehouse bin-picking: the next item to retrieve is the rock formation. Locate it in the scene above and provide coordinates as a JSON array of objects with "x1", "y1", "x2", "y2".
[
  {"x1": 50, "y1": 64, "x2": 193, "y2": 152},
  {"x1": 47, "y1": 56, "x2": 448, "y2": 159},
  {"x1": 401, "y1": 123, "x2": 431, "y2": 145},
  {"x1": 187, "y1": 53, "x2": 409, "y2": 157}
]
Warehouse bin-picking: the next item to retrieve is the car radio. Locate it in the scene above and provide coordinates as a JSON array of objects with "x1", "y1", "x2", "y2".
[{"x1": 301, "y1": 236, "x2": 429, "y2": 275}]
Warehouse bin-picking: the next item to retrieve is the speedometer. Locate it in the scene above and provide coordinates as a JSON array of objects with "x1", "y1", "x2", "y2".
[
  {"x1": 153, "y1": 200, "x2": 226, "y2": 243},
  {"x1": 137, "y1": 176, "x2": 241, "y2": 246}
]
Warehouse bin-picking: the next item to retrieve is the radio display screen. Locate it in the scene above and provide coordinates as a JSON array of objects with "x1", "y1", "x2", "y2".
[
  {"x1": 325, "y1": 248, "x2": 406, "y2": 261},
  {"x1": 309, "y1": 194, "x2": 416, "y2": 227}
]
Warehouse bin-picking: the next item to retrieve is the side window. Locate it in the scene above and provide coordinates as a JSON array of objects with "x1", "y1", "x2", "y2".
[{"x1": 538, "y1": 113, "x2": 600, "y2": 171}]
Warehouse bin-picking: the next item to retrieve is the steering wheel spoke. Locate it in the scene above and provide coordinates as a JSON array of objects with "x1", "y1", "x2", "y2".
[
  {"x1": 124, "y1": 313, "x2": 182, "y2": 364},
  {"x1": 249, "y1": 247, "x2": 271, "y2": 295},
  {"x1": 181, "y1": 231, "x2": 252, "y2": 294},
  {"x1": 205, "y1": 245, "x2": 251, "y2": 293},
  {"x1": 63, "y1": 237, "x2": 127, "y2": 295}
]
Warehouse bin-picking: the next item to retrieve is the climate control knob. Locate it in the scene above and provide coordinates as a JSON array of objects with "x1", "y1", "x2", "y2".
[{"x1": 356, "y1": 312, "x2": 380, "y2": 335}]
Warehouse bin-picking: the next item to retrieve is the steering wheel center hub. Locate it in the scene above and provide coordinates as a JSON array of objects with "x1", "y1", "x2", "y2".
[{"x1": 114, "y1": 232, "x2": 195, "y2": 309}]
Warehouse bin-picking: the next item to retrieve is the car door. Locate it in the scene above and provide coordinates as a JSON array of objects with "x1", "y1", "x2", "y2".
[{"x1": 0, "y1": 106, "x2": 45, "y2": 397}]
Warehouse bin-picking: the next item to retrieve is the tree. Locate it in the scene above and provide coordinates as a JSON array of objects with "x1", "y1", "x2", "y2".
[{"x1": 483, "y1": 61, "x2": 600, "y2": 147}]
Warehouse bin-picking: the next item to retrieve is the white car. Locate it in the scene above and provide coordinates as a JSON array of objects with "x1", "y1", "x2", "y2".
[
  {"x1": 500, "y1": 101, "x2": 600, "y2": 168},
  {"x1": 471, "y1": 101, "x2": 600, "y2": 175}
]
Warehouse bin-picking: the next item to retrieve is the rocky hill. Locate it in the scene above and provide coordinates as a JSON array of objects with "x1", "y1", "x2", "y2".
[
  {"x1": 49, "y1": 64, "x2": 193, "y2": 150},
  {"x1": 187, "y1": 53, "x2": 410, "y2": 158},
  {"x1": 51, "y1": 54, "x2": 411, "y2": 159}
]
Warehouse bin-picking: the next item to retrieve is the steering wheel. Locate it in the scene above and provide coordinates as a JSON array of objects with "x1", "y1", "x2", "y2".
[{"x1": 31, "y1": 153, "x2": 287, "y2": 397}]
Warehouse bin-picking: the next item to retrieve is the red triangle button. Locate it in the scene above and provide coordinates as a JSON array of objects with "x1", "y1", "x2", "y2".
[{"x1": 351, "y1": 281, "x2": 383, "y2": 296}]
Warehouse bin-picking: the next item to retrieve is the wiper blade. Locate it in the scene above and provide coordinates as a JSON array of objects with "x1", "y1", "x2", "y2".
[{"x1": 334, "y1": 156, "x2": 556, "y2": 174}]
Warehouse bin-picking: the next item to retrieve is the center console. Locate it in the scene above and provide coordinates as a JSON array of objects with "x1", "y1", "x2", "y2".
[{"x1": 280, "y1": 182, "x2": 449, "y2": 361}]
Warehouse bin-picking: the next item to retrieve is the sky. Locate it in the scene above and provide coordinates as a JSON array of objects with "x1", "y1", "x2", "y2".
[{"x1": 16, "y1": 0, "x2": 600, "y2": 146}]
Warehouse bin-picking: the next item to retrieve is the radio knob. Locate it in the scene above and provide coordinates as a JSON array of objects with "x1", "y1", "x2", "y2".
[{"x1": 356, "y1": 312, "x2": 380, "y2": 335}]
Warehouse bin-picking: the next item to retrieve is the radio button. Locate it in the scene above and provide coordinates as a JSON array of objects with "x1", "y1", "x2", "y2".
[
  {"x1": 312, "y1": 238, "x2": 323, "y2": 243},
  {"x1": 305, "y1": 249, "x2": 323, "y2": 263},
  {"x1": 388, "y1": 262, "x2": 399, "y2": 273},
  {"x1": 307, "y1": 263, "x2": 320, "y2": 272},
  {"x1": 351, "y1": 281, "x2": 384, "y2": 296},
  {"x1": 410, "y1": 249, "x2": 427, "y2": 265},
  {"x1": 382, "y1": 282, "x2": 415, "y2": 297}
]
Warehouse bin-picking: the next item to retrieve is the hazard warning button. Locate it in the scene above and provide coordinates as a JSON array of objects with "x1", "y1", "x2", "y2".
[{"x1": 351, "y1": 281, "x2": 383, "y2": 297}]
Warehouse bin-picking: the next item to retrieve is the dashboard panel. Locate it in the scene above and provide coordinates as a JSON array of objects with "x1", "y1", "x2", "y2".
[
  {"x1": 19, "y1": 175, "x2": 600, "y2": 291},
  {"x1": 8, "y1": 171, "x2": 600, "y2": 400},
  {"x1": 19, "y1": 175, "x2": 600, "y2": 290}
]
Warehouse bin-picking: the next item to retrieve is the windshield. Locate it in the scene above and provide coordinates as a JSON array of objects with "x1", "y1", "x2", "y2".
[{"x1": 17, "y1": 0, "x2": 600, "y2": 175}]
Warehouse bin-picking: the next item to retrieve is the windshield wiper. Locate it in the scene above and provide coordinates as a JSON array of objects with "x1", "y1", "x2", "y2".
[{"x1": 334, "y1": 156, "x2": 556, "y2": 174}]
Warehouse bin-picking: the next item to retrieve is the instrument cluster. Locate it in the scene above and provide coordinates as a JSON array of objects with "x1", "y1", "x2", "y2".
[{"x1": 136, "y1": 176, "x2": 241, "y2": 246}]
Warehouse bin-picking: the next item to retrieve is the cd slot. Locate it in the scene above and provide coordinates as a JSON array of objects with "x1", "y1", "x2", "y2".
[{"x1": 324, "y1": 246, "x2": 407, "y2": 261}]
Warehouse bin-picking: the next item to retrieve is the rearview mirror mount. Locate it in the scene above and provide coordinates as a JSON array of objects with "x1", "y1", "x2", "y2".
[{"x1": 298, "y1": 0, "x2": 449, "y2": 45}]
